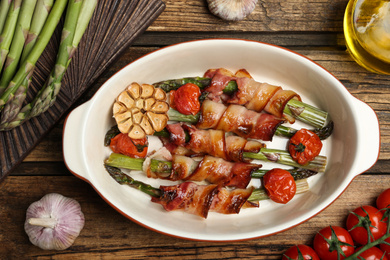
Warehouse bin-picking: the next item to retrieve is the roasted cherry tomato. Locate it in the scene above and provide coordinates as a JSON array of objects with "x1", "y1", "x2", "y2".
[
  {"x1": 355, "y1": 246, "x2": 388, "y2": 260},
  {"x1": 282, "y1": 244, "x2": 320, "y2": 260},
  {"x1": 170, "y1": 83, "x2": 201, "y2": 115},
  {"x1": 263, "y1": 168, "x2": 296, "y2": 204},
  {"x1": 110, "y1": 133, "x2": 148, "y2": 158},
  {"x1": 288, "y1": 129, "x2": 323, "y2": 165},
  {"x1": 346, "y1": 205, "x2": 387, "y2": 245},
  {"x1": 313, "y1": 226, "x2": 354, "y2": 260},
  {"x1": 377, "y1": 188, "x2": 390, "y2": 210}
]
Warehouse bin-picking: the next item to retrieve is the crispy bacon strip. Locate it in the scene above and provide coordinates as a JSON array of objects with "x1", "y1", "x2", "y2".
[
  {"x1": 210, "y1": 186, "x2": 258, "y2": 214},
  {"x1": 147, "y1": 154, "x2": 261, "y2": 189},
  {"x1": 151, "y1": 181, "x2": 258, "y2": 218},
  {"x1": 204, "y1": 68, "x2": 301, "y2": 120},
  {"x1": 197, "y1": 100, "x2": 284, "y2": 141},
  {"x1": 151, "y1": 182, "x2": 219, "y2": 218},
  {"x1": 163, "y1": 123, "x2": 266, "y2": 162}
]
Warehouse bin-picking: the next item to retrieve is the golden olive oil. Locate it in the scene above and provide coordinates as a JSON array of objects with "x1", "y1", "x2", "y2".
[{"x1": 344, "y1": 0, "x2": 390, "y2": 74}]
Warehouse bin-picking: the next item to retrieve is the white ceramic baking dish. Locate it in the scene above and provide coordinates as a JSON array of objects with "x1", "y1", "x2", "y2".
[{"x1": 63, "y1": 39, "x2": 380, "y2": 241}]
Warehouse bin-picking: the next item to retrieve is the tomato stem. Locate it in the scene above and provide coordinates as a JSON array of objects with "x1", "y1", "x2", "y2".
[{"x1": 344, "y1": 216, "x2": 390, "y2": 259}]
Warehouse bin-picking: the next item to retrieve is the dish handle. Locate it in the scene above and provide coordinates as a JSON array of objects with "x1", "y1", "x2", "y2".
[
  {"x1": 63, "y1": 102, "x2": 90, "y2": 181},
  {"x1": 351, "y1": 98, "x2": 380, "y2": 176}
]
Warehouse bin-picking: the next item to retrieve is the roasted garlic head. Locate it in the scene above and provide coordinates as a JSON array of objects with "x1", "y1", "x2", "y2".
[{"x1": 113, "y1": 83, "x2": 169, "y2": 139}]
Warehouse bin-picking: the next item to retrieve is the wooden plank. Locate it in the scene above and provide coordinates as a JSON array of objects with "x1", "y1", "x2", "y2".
[
  {"x1": 150, "y1": 0, "x2": 348, "y2": 32},
  {"x1": 0, "y1": 174, "x2": 387, "y2": 259},
  {"x1": 133, "y1": 32, "x2": 343, "y2": 47}
]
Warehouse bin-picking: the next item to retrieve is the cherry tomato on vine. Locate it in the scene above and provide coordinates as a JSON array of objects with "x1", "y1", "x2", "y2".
[
  {"x1": 313, "y1": 226, "x2": 354, "y2": 260},
  {"x1": 263, "y1": 168, "x2": 296, "y2": 204},
  {"x1": 288, "y1": 129, "x2": 323, "y2": 165},
  {"x1": 169, "y1": 83, "x2": 201, "y2": 115},
  {"x1": 110, "y1": 133, "x2": 148, "y2": 158},
  {"x1": 346, "y1": 205, "x2": 387, "y2": 245},
  {"x1": 377, "y1": 188, "x2": 390, "y2": 210},
  {"x1": 282, "y1": 244, "x2": 320, "y2": 260},
  {"x1": 355, "y1": 246, "x2": 388, "y2": 260}
]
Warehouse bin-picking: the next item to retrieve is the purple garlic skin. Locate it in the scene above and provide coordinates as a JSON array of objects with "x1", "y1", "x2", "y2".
[
  {"x1": 24, "y1": 193, "x2": 85, "y2": 250},
  {"x1": 207, "y1": 0, "x2": 258, "y2": 21}
]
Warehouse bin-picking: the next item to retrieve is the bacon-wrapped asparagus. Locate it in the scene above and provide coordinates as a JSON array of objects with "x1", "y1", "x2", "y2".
[
  {"x1": 107, "y1": 152, "x2": 260, "y2": 188},
  {"x1": 153, "y1": 182, "x2": 257, "y2": 218},
  {"x1": 154, "y1": 68, "x2": 329, "y2": 128},
  {"x1": 105, "y1": 165, "x2": 310, "y2": 219},
  {"x1": 167, "y1": 107, "x2": 334, "y2": 141},
  {"x1": 106, "y1": 122, "x2": 330, "y2": 169},
  {"x1": 105, "y1": 149, "x2": 322, "y2": 187},
  {"x1": 196, "y1": 99, "x2": 284, "y2": 141},
  {"x1": 161, "y1": 123, "x2": 266, "y2": 162}
]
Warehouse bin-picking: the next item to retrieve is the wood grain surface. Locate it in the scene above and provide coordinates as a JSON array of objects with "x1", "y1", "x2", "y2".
[
  {"x1": 0, "y1": 0, "x2": 166, "y2": 181},
  {"x1": 2, "y1": 0, "x2": 390, "y2": 259}
]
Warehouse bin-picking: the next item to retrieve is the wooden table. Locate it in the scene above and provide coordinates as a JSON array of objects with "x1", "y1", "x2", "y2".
[{"x1": 1, "y1": 0, "x2": 389, "y2": 258}]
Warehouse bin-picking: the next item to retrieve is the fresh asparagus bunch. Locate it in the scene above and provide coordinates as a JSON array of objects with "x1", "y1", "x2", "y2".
[
  {"x1": 0, "y1": 0, "x2": 53, "y2": 125},
  {"x1": 154, "y1": 77, "x2": 329, "y2": 129},
  {"x1": 105, "y1": 165, "x2": 310, "y2": 202},
  {"x1": 0, "y1": 0, "x2": 68, "y2": 110},
  {"x1": 0, "y1": 0, "x2": 98, "y2": 130}
]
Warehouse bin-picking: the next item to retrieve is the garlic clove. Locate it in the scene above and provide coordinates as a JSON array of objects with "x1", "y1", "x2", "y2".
[
  {"x1": 127, "y1": 82, "x2": 141, "y2": 99},
  {"x1": 207, "y1": 0, "x2": 258, "y2": 21},
  {"x1": 140, "y1": 84, "x2": 155, "y2": 98},
  {"x1": 146, "y1": 112, "x2": 169, "y2": 132},
  {"x1": 128, "y1": 124, "x2": 146, "y2": 139},
  {"x1": 153, "y1": 88, "x2": 167, "y2": 100},
  {"x1": 24, "y1": 193, "x2": 85, "y2": 250}
]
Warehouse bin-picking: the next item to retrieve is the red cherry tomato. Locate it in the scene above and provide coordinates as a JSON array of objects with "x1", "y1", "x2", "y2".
[
  {"x1": 377, "y1": 188, "x2": 390, "y2": 210},
  {"x1": 282, "y1": 244, "x2": 320, "y2": 260},
  {"x1": 110, "y1": 133, "x2": 148, "y2": 158},
  {"x1": 263, "y1": 168, "x2": 296, "y2": 204},
  {"x1": 313, "y1": 226, "x2": 354, "y2": 260},
  {"x1": 355, "y1": 246, "x2": 388, "y2": 260},
  {"x1": 346, "y1": 205, "x2": 387, "y2": 245},
  {"x1": 288, "y1": 129, "x2": 323, "y2": 165},
  {"x1": 170, "y1": 83, "x2": 201, "y2": 115}
]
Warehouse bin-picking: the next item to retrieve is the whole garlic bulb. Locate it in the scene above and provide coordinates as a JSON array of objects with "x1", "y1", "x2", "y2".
[
  {"x1": 207, "y1": 0, "x2": 258, "y2": 21},
  {"x1": 24, "y1": 193, "x2": 85, "y2": 250}
]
